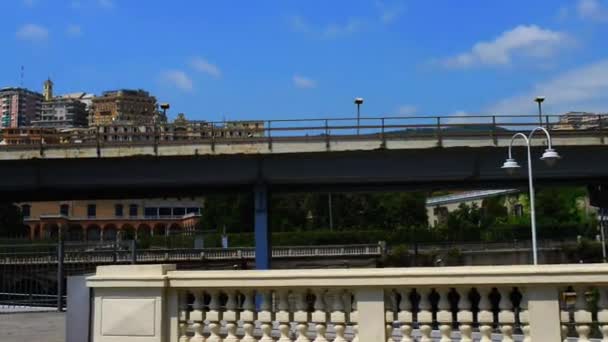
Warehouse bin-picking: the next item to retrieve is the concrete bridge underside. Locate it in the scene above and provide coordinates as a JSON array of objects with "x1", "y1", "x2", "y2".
[{"x1": 0, "y1": 143, "x2": 607, "y2": 201}]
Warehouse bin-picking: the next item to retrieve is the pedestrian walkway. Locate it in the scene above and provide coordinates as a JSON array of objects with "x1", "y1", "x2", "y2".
[{"x1": 0, "y1": 312, "x2": 64, "y2": 342}]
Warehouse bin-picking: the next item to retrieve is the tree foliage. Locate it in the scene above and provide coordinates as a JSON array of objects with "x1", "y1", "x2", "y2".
[{"x1": 0, "y1": 202, "x2": 27, "y2": 237}]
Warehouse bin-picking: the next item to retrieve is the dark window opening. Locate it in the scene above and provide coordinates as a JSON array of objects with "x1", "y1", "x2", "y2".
[
  {"x1": 115, "y1": 204, "x2": 124, "y2": 217},
  {"x1": 87, "y1": 204, "x2": 96, "y2": 218},
  {"x1": 129, "y1": 204, "x2": 138, "y2": 217},
  {"x1": 22, "y1": 204, "x2": 31, "y2": 218}
]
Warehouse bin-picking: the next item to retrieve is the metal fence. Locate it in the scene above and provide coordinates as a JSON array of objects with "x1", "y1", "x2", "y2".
[
  {"x1": 0, "y1": 240, "x2": 128, "y2": 313},
  {"x1": 0, "y1": 114, "x2": 606, "y2": 154},
  {"x1": 0, "y1": 240, "x2": 384, "y2": 313}
]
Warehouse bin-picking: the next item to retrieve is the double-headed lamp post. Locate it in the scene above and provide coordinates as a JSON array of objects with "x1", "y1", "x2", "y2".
[{"x1": 501, "y1": 126, "x2": 561, "y2": 265}]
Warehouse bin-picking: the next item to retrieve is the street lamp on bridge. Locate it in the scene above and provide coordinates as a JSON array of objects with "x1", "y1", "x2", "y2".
[
  {"x1": 535, "y1": 96, "x2": 545, "y2": 127},
  {"x1": 354, "y1": 97, "x2": 364, "y2": 135},
  {"x1": 501, "y1": 126, "x2": 561, "y2": 265}
]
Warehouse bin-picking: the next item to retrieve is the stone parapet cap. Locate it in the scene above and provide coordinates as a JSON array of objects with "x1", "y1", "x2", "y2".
[
  {"x1": 88, "y1": 263, "x2": 608, "y2": 289},
  {"x1": 167, "y1": 264, "x2": 608, "y2": 288},
  {"x1": 87, "y1": 264, "x2": 175, "y2": 288}
]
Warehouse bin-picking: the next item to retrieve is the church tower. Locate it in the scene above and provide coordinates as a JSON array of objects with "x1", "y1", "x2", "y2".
[{"x1": 43, "y1": 78, "x2": 53, "y2": 101}]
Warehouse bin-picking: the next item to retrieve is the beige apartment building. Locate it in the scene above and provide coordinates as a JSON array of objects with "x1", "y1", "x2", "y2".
[
  {"x1": 20, "y1": 198, "x2": 204, "y2": 241},
  {"x1": 90, "y1": 89, "x2": 158, "y2": 125}
]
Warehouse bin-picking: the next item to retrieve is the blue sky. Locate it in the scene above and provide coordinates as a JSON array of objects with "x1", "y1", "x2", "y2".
[{"x1": 2, "y1": 0, "x2": 608, "y2": 122}]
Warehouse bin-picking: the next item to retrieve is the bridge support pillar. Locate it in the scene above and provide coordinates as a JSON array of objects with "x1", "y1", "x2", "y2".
[{"x1": 254, "y1": 183, "x2": 271, "y2": 270}]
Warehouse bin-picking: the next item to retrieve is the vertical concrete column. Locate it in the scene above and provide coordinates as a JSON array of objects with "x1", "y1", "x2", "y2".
[
  {"x1": 528, "y1": 286, "x2": 561, "y2": 341},
  {"x1": 355, "y1": 288, "x2": 386, "y2": 342},
  {"x1": 254, "y1": 183, "x2": 270, "y2": 270}
]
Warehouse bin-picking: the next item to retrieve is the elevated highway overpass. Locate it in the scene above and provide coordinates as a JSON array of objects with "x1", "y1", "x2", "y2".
[{"x1": 0, "y1": 115, "x2": 606, "y2": 201}]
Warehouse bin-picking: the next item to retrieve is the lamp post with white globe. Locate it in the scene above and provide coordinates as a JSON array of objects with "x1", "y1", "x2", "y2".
[{"x1": 502, "y1": 126, "x2": 561, "y2": 265}]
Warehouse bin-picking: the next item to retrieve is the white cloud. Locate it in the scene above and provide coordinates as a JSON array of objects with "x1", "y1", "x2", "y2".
[
  {"x1": 161, "y1": 70, "x2": 193, "y2": 91},
  {"x1": 577, "y1": 0, "x2": 608, "y2": 21},
  {"x1": 66, "y1": 25, "x2": 82, "y2": 37},
  {"x1": 293, "y1": 75, "x2": 317, "y2": 89},
  {"x1": 289, "y1": 15, "x2": 362, "y2": 39},
  {"x1": 190, "y1": 57, "x2": 222, "y2": 78},
  {"x1": 324, "y1": 19, "x2": 362, "y2": 38},
  {"x1": 376, "y1": 1, "x2": 405, "y2": 24},
  {"x1": 397, "y1": 105, "x2": 417, "y2": 115},
  {"x1": 98, "y1": 0, "x2": 114, "y2": 9},
  {"x1": 16, "y1": 24, "x2": 49, "y2": 42},
  {"x1": 488, "y1": 59, "x2": 608, "y2": 115},
  {"x1": 441, "y1": 25, "x2": 570, "y2": 69},
  {"x1": 444, "y1": 110, "x2": 475, "y2": 124}
]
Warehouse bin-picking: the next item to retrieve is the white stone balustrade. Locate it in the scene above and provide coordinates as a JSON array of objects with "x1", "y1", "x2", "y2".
[{"x1": 87, "y1": 264, "x2": 608, "y2": 342}]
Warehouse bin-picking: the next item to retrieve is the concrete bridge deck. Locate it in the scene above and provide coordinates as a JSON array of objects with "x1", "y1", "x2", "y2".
[
  {"x1": 0, "y1": 115, "x2": 607, "y2": 200},
  {"x1": 0, "y1": 127, "x2": 605, "y2": 160}
]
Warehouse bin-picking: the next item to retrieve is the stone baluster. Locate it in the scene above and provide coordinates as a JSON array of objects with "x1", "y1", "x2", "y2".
[
  {"x1": 436, "y1": 288, "x2": 453, "y2": 342},
  {"x1": 241, "y1": 290, "x2": 257, "y2": 342},
  {"x1": 397, "y1": 288, "x2": 413, "y2": 342},
  {"x1": 259, "y1": 290, "x2": 276, "y2": 342},
  {"x1": 294, "y1": 291, "x2": 310, "y2": 342},
  {"x1": 385, "y1": 289, "x2": 396, "y2": 342},
  {"x1": 190, "y1": 290, "x2": 206, "y2": 342},
  {"x1": 518, "y1": 288, "x2": 531, "y2": 342},
  {"x1": 207, "y1": 291, "x2": 222, "y2": 342},
  {"x1": 179, "y1": 291, "x2": 190, "y2": 342},
  {"x1": 224, "y1": 291, "x2": 240, "y2": 342},
  {"x1": 350, "y1": 292, "x2": 359, "y2": 342},
  {"x1": 179, "y1": 322, "x2": 190, "y2": 342},
  {"x1": 417, "y1": 288, "x2": 433, "y2": 342},
  {"x1": 497, "y1": 287, "x2": 514, "y2": 342},
  {"x1": 574, "y1": 287, "x2": 592, "y2": 342},
  {"x1": 597, "y1": 288, "x2": 608, "y2": 342},
  {"x1": 312, "y1": 289, "x2": 328, "y2": 342},
  {"x1": 456, "y1": 288, "x2": 473, "y2": 342},
  {"x1": 560, "y1": 287, "x2": 571, "y2": 342},
  {"x1": 277, "y1": 290, "x2": 293, "y2": 342},
  {"x1": 330, "y1": 289, "x2": 347, "y2": 342},
  {"x1": 477, "y1": 288, "x2": 494, "y2": 342}
]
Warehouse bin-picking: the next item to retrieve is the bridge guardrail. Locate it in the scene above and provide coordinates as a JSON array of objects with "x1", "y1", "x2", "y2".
[{"x1": 0, "y1": 114, "x2": 606, "y2": 155}]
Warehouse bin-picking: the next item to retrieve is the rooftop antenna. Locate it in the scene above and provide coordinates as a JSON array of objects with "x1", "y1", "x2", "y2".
[{"x1": 20, "y1": 66, "x2": 24, "y2": 87}]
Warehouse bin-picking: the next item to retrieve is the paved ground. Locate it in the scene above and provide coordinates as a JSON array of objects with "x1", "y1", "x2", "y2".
[{"x1": 0, "y1": 312, "x2": 65, "y2": 342}]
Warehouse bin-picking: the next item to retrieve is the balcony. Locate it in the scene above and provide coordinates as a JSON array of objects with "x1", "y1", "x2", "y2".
[{"x1": 87, "y1": 263, "x2": 608, "y2": 341}]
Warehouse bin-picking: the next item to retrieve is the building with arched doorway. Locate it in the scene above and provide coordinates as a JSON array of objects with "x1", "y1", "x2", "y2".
[{"x1": 20, "y1": 198, "x2": 203, "y2": 241}]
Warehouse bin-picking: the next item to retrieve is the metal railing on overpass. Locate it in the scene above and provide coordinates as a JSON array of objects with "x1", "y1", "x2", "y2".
[{"x1": 0, "y1": 114, "x2": 605, "y2": 153}]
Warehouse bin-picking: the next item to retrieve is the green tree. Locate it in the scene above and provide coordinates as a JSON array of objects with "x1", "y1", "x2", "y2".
[
  {"x1": 439, "y1": 203, "x2": 482, "y2": 241},
  {"x1": 0, "y1": 202, "x2": 27, "y2": 237}
]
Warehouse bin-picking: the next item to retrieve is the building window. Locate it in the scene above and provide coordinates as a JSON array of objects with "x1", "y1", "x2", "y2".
[
  {"x1": 129, "y1": 204, "x2": 138, "y2": 217},
  {"x1": 144, "y1": 207, "x2": 157, "y2": 217},
  {"x1": 60, "y1": 204, "x2": 69, "y2": 216},
  {"x1": 159, "y1": 207, "x2": 171, "y2": 217},
  {"x1": 186, "y1": 207, "x2": 201, "y2": 215},
  {"x1": 115, "y1": 204, "x2": 124, "y2": 217},
  {"x1": 87, "y1": 204, "x2": 96, "y2": 218},
  {"x1": 21, "y1": 204, "x2": 31, "y2": 218},
  {"x1": 173, "y1": 207, "x2": 186, "y2": 217}
]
